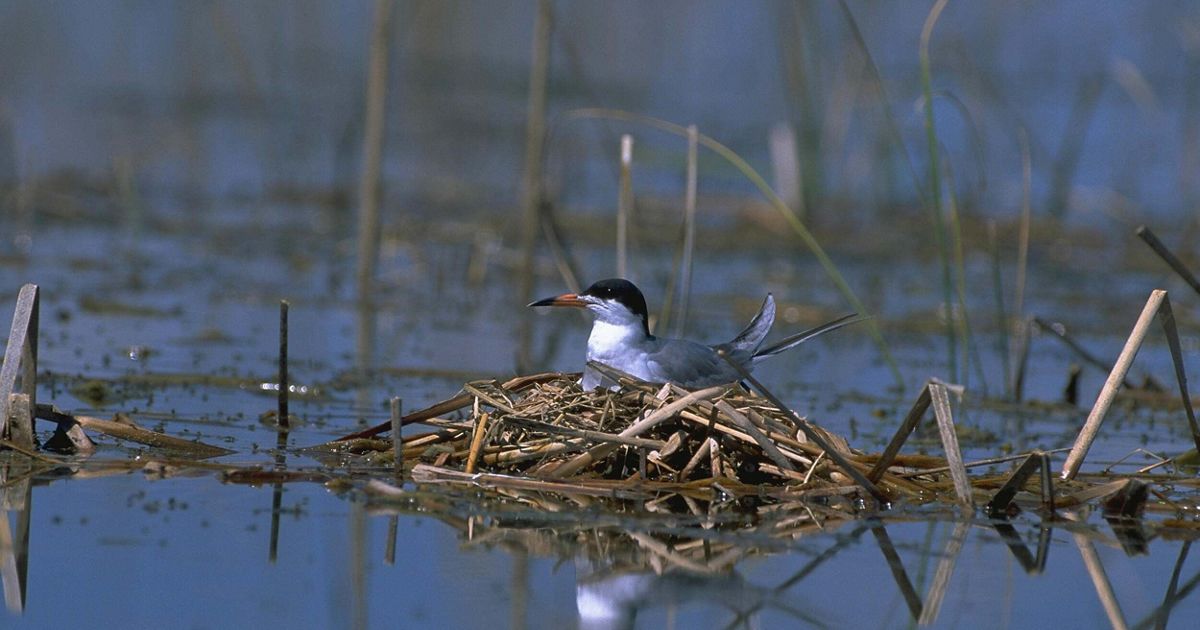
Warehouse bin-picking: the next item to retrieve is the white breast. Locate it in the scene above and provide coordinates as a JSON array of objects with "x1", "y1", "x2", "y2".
[{"x1": 586, "y1": 320, "x2": 655, "y2": 382}]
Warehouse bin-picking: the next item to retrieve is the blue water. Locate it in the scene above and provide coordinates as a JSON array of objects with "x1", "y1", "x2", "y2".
[{"x1": 3, "y1": 2, "x2": 1200, "y2": 628}]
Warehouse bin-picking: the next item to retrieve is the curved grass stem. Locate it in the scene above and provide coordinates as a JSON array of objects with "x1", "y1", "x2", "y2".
[{"x1": 548, "y1": 107, "x2": 904, "y2": 391}]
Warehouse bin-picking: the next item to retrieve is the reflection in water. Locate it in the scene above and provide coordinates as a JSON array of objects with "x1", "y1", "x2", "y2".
[
  {"x1": 575, "y1": 564, "x2": 771, "y2": 630},
  {"x1": 1, "y1": 462, "x2": 1200, "y2": 625},
  {"x1": 0, "y1": 459, "x2": 32, "y2": 614},
  {"x1": 361, "y1": 484, "x2": 1200, "y2": 628}
]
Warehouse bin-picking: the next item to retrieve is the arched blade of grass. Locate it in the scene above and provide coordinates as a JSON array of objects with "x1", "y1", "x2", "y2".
[
  {"x1": 920, "y1": 0, "x2": 957, "y2": 383},
  {"x1": 548, "y1": 107, "x2": 903, "y2": 390}
]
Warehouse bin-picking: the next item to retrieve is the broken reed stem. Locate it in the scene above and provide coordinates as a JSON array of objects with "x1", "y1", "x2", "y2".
[
  {"x1": 1155, "y1": 298, "x2": 1200, "y2": 453},
  {"x1": 985, "y1": 451, "x2": 1047, "y2": 516},
  {"x1": 465, "y1": 412, "x2": 491, "y2": 475},
  {"x1": 617, "y1": 134, "x2": 633, "y2": 279},
  {"x1": 0, "y1": 283, "x2": 38, "y2": 447},
  {"x1": 1137, "y1": 225, "x2": 1200, "y2": 295},
  {"x1": 868, "y1": 385, "x2": 931, "y2": 482},
  {"x1": 678, "y1": 437, "x2": 713, "y2": 481},
  {"x1": 278, "y1": 300, "x2": 289, "y2": 428},
  {"x1": 1062, "y1": 290, "x2": 1166, "y2": 480},
  {"x1": 390, "y1": 397, "x2": 403, "y2": 480},
  {"x1": 928, "y1": 381, "x2": 973, "y2": 509}
]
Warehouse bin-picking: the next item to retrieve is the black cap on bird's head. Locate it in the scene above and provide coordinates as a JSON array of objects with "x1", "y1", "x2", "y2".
[
  {"x1": 528, "y1": 278, "x2": 650, "y2": 336},
  {"x1": 580, "y1": 278, "x2": 648, "y2": 319}
]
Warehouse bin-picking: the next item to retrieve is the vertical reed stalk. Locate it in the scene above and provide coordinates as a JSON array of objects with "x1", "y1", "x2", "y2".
[
  {"x1": 390, "y1": 397, "x2": 403, "y2": 480},
  {"x1": 675, "y1": 125, "x2": 699, "y2": 338},
  {"x1": 988, "y1": 222, "x2": 1012, "y2": 396},
  {"x1": 517, "y1": 0, "x2": 552, "y2": 372},
  {"x1": 1047, "y1": 76, "x2": 1105, "y2": 218},
  {"x1": 1011, "y1": 128, "x2": 1032, "y2": 399},
  {"x1": 617, "y1": 134, "x2": 633, "y2": 280},
  {"x1": 944, "y1": 158, "x2": 988, "y2": 395},
  {"x1": 354, "y1": 0, "x2": 394, "y2": 304},
  {"x1": 920, "y1": 0, "x2": 956, "y2": 382}
]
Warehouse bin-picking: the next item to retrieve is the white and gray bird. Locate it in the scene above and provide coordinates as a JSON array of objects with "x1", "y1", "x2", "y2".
[{"x1": 529, "y1": 278, "x2": 862, "y2": 390}]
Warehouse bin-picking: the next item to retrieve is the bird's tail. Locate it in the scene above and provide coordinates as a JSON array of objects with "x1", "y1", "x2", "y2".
[
  {"x1": 753, "y1": 312, "x2": 866, "y2": 359},
  {"x1": 727, "y1": 294, "x2": 776, "y2": 354}
]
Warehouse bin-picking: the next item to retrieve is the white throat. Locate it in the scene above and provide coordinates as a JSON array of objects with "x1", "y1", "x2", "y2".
[{"x1": 587, "y1": 319, "x2": 648, "y2": 361}]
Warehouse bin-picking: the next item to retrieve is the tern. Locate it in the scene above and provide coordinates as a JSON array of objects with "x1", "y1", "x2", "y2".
[{"x1": 529, "y1": 278, "x2": 862, "y2": 390}]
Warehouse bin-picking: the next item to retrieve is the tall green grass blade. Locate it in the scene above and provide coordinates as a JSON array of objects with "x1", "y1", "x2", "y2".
[
  {"x1": 920, "y1": 0, "x2": 957, "y2": 382},
  {"x1": 944, "y1": 155, "x2": 989, "y2": 396},
  {"x1": 988, "y1": 221, "x2": 1012, "y2": 397}
]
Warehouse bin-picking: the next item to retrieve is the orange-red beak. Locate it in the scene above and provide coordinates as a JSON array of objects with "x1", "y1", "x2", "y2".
[{"x1": 528, "y1": 293, "x2": 588, "y2": 308}]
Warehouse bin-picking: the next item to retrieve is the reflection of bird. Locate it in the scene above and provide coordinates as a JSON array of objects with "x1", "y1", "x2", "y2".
[
  {"x1": 575, "y1": 567, "x2": 758, "y2": 630},
  {"x1": 529, "y1": 278, "x2": 862, "y2": 390},
  {"x1": 574, "y1": 558, "x2": 829, "y2": 630}
]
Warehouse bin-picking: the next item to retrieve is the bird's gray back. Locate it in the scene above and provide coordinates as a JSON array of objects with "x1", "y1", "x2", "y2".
[{"x1": 645, "y1": 336, "x2": 749, "y2": 388}]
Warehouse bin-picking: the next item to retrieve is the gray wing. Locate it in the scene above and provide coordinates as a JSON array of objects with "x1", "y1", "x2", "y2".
[
  {"x1": 726, "y1": 294, "x2": 775, "y2": 354},
  {"x1": 645, "y1": 337, "x2": 746, "y2": 388}
]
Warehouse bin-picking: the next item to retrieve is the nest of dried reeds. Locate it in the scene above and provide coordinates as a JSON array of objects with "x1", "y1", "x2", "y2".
[{"x1": 327, "y1": 364, "x2": 932, "y2": 514}]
